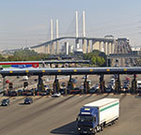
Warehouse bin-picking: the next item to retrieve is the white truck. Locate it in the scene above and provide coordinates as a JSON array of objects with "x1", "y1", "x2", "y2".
[
  {"x1": 137, "y1": 80, "x2": 141, "y2": 90},
  {"x1": 76, "y1": 98, "x2": 120, "y2": 134}
]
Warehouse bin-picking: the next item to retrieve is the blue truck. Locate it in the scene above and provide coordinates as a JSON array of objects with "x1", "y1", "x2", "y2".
[{"x1": 76, "y1": 98, "x2": 119, "y2": 134}]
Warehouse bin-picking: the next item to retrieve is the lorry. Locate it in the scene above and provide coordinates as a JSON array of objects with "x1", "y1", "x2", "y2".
[
  {"x1": 76, "y1": 98, "x2": 119, "y2": 134},
  {"x1": 137, "y1": 80, "x2": 141, "y2": 91}
]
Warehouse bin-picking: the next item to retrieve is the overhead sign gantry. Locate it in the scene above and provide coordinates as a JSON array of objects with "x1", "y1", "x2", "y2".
[
  {"x1": 0, "y1": 60, "x2": 90, "y2": 68},
  {"x1": 0, "y1": 67, "x2": 139, "y2": 94},
  {"x1": 0, "y1": 67, "x2": 141, "y2": 76}
]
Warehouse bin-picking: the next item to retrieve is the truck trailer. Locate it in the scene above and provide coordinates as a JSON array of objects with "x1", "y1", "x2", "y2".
[{"x1": 76, "y1": 98, "x2": 119, "y2": 134}]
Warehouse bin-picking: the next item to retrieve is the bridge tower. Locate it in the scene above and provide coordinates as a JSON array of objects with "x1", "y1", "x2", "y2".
[
  {"x1": 75, "y1": 11, "x2": 79, "y2": 51},
  {"x1": 56, "y1": 19, "x2": 59, "y2": 54},
  {"x1": 82, "y1": 11, "x2": 87, "y2": 53},
  {"x1": 50, "y1": 19, "x2": 56, "y2": 55}
]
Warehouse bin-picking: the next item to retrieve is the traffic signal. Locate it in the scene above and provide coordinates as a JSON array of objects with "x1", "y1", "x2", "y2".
[
  {"x1": 24, "y1": 81, "x2": 28, "y2": 88},
  {"x1": 9, "y1": 82, "x2": 13, "y2": 89}
]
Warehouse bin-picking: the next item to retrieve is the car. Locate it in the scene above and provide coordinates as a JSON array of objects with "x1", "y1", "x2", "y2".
[
  {"x1": 1, "y1": 99, "x2": 10, "y2": 106},
  {"x1": 70, "y1": 87, "x2": 81, "y2": 94},
  {"x1": 59, "y1": 88, "x2": 66, "y2": 95},
  {"x1": 71, "y1": 78, "x2": 77, "y2": 84},
  {"x1": 39, "y1": 91, "x2": 47, "y2": 96},
  {"x1": 17, "y1": 89, "x2": 23, "y2": 96},
  {"x1": 46, "y1": 89, "x2": 52, "y2": 95},
  {"x1": 24, "y1": 97, "x2": 33, "y2": 104},
  {"x1": 52, "y1": 92, "x2": 61, "y2": 97},
  {"x1": 22, "y1": 90, "x2": 33, "y2": 96},
  {"x1": 89, "y1": 87, "x2": 97, "y2": 94},
  {"x1": 9, "y1": 91, "x2": 17, "y2": 96},
  {"x1": 94, "y1": 84, "x2": 99, "y2": 90},
  {"x1": 61, "y1": 82, "x2": 66, "y2": 87},
  {"x1": 87, "y1": 80, "x2": 92, "y2": 85},
  {"x1": 121, "y1": 85, "x2": 129, "y2": 93},
  {"x1": 138, "y1": 90, "x2": 141, "y2": 96},
  {"x1": 105, "y1": 87, "x2": 112, "y2": 93},
  {"x1": 5, "y1": 80, "x2": 10, "y2": 83}
]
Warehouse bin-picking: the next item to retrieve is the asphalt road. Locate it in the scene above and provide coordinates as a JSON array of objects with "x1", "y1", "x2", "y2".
[{"x1": 0, "y1": 94, "x2": 141, "y2": 135}]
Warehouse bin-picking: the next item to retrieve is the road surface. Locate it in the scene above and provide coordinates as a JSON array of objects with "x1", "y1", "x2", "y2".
[{"x1": 0, "y1": 94, "x2": 140, "y2": 135}]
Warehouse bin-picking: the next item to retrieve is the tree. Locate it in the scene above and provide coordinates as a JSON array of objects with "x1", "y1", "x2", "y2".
[
  {"x1": 83, "y1": 50, "x2": 107, "y2": 66},
  {"x1": 0, "y1": 54, "x2": 6, "y2": 61},
  {"x1": 6, "y1": 49, "x2": 49, "y2": 61}
]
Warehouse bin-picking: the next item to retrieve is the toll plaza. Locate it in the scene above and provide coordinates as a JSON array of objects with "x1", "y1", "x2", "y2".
[{"x1": 0, "y1": 67, "x2": 141, "y2": 94}]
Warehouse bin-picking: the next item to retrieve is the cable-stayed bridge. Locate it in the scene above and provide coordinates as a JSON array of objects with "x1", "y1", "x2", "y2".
[{"x1": 28, "y1": 11, "x2": 136, "y2": 67}]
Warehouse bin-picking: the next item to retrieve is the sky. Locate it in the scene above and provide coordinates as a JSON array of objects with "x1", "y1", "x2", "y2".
[{"x1": 0, "y1": 0, "x2": 141, "y2": 50}]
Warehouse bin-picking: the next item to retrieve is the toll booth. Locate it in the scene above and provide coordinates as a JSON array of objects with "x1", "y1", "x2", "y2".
[
  {"x1": 99, "y1": 74, "x2": 105, "y2": 93},
  {"x1": 131, "y1": 74, "x2": 137, "y2": 94},
  {"x1": 67, "y1": 76, "x2": 74, "y2": 94},
  {"x1": 83, "y1": 75, "x2": 90, "y2": 94},
  {"x1": 53, "y1": 76, "x2": 60, "y2": 93},
  {"x1": 37, "y1": 75, "x2": 45, "y2": 91},
  {"x1": 114, "y1": 74, "x2": 121, "y2": 93}
]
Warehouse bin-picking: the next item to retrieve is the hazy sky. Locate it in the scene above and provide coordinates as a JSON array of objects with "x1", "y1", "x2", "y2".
[{"x1": 0, "y1": 0, "x2": 141, "y2": 50}]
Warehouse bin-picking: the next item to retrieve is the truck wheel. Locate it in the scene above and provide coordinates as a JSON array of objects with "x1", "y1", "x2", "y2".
[
  {"x1": 97, "y1": 126, "x2": 101, "y2": 132},
  {"x1": 101, "y1": 125, "x2": 103, "y2": 131},
  {"x1": 94, "y1": 128, "x2": 97, "y2": 134}
]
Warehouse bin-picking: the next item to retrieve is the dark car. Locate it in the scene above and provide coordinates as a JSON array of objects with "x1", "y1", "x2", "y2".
[
  {"x1": 60, "y1": 88, "x2": 66, "y2": 95},
  {"x1": 39, "y1": 91, "x2": 47, "y2": 96},
  {"x1": 89, "y1": 87, "x2": 98, "y2": 94},
  {"x1": 9, "y1": 91, "x2": 17, "y2": 96},
  {"x1": 17, "y1": 89, "x2": 23, "y2": 96},
  {"x1": 70, "y1": 87, "x2": 81, "y2": 94},
  {"x1": 1, "y1": 99, "x2": 10, "y2": 106},
  {"x1": 121, "y1": 85, "x2": 129, "y2": 93},
  {"x1": 22, "y1": 90, "x2": 33, "y2": 96},
  {"x1": 105, "y1": 87, "x2": 112, "y2": 93},
  {"x1": 61, "y1": 82, "x2": 66, "y2": 87},
  {"x1": 24, "y1": 97, "x2": 33, "y2": 104}
]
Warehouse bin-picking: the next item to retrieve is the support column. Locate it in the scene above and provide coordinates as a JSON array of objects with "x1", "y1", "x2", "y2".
[
  {"x1": 103, "y1": 42, "x2": 107, "y2": 54},
  {"x1": 99, "y1": 42, "x2": 102, "y2": 52},
  {"x1": 37, "y1": 75, "x2": 45, "y2": 91},
  {"x1": 87, "y1": 40, "x2": 91, "y2": 53},
  {"x1": 92, "y1": 40, "x2": 96, "y2": 50},
  {"x1": 99, "y1": 74, "x2": 105, "y2": 93},
  {"x1": 131, "y1": 74, "x2": 137, "y2": 94},
  {"x1": 56, "y1": 41, "x2": 59, "y2": 54},
  {"x1": 67, "y1": 75, "x2": 74, "y2": 94},
  {"x1": 44, "y1": 45, "x2": 47, "y2": 54},
  {"x1": 120, "y1": 58, "x2": 124, "y2": 67},
  {"x1": 2, "y1": 76, "x2": 7, "y2": 95},
  {"x1": 53, "y1": 75, "x2": 60, "y2": 93},
  {"x1": 47, "y1": 44, "x2": 50, "y2": 54},
  {"x1": 51, "y1": 42, "x2": 55, "y2": 54},
  {"x1": 75, "y1": 38, "x2": 79, "y2": 50},
  {"x1": 92, "y1": 41, "x2": 100, "y2": 51},
  {"x1": 108, "y1": 42, "x2": 112, "y2": 55},
  {"x1": 114, "y1": 74, "x2": 121, "y2": 93},
  {"x1": 111, "y1": 42, "x2": 114, "y2": 54},
  {"x1": 83, "y1": 75, "x2": 90, "y2": 94},
  {"x1": 82, "y1": 39, "x2": 87, "y2": 53}
]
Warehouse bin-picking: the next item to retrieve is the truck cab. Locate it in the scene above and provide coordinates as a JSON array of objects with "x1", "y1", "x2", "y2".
[
  {"x1": 77, "y1": 106, "x2": 99, "y2": 134},
  {"x1": 76, "y1": 98, "x2": 119, "y2": 134}
]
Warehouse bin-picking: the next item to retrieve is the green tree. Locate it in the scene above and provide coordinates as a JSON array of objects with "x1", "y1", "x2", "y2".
[
  {"x1": 6, "y1": 49, "x2": 49, "y2": 61},
  {"x1": 83, "y1": 50, "x2": 107, "y2": 66}
]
